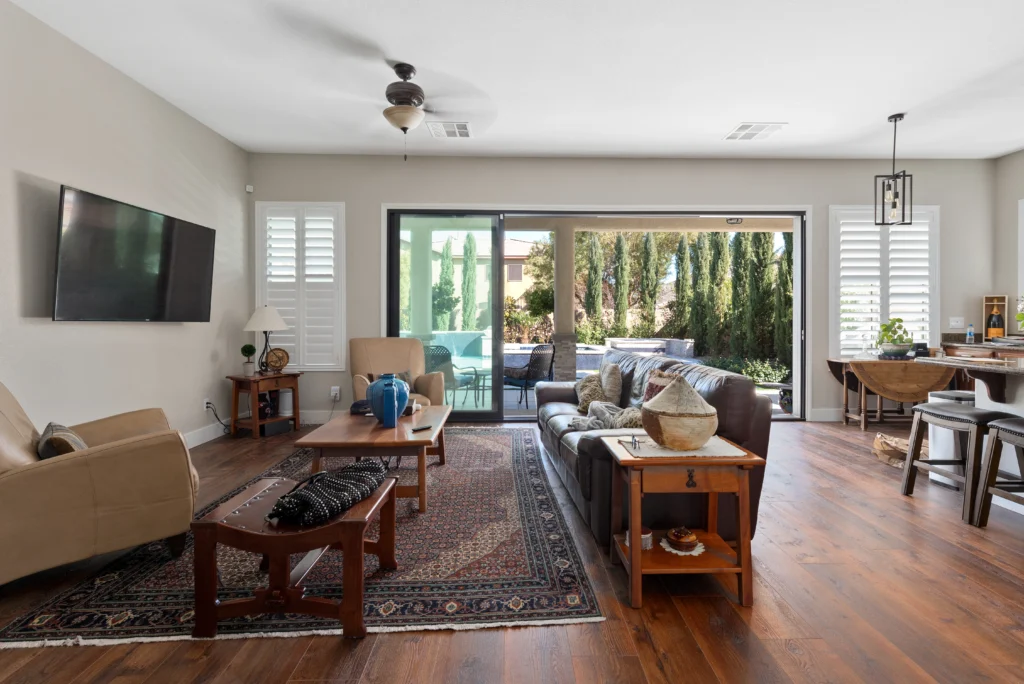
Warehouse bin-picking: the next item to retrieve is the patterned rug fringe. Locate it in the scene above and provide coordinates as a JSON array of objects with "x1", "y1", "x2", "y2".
[{"x1": 0, "y1": 616, "x2": 606, "y2": 649}]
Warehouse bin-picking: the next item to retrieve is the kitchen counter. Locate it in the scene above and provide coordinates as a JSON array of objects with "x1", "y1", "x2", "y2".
[{"x1": 916, "y1": 356, "x2": 1024, "y2": 377}]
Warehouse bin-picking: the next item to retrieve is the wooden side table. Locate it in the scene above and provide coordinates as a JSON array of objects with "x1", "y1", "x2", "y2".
[
  {"x1": 226, "y1": 372, "x2": 302, "y2": 439},
  {"x1": 603, "y1": 436, "x2": 765, "y2": 609},
  {"x1": 191, "y1": 476, "x2": 397, "y2": 639}
]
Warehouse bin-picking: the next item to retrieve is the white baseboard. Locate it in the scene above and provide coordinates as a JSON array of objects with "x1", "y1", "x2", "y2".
[
  {"x1": 184, "y1": 421, "x2": 228, "y2": 448},
  {"x1": 807, "y1": 408, "x2": 844, "y2": 422}
]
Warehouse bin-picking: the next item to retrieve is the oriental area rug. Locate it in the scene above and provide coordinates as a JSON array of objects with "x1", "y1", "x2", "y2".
[{"x1": 0, "y1": 427, "x2": 602, "y2": 647}]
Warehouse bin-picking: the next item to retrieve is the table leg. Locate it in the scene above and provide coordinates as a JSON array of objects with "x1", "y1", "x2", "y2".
[
  {"x1": 418, "y1": 446, "x2": 428, "y2": 512},
  {"x1": 250, "y1": 388, "x2": 261, "y2": 440},
  {"x1": 628, "y1": 468, "x2": 643, "y2": 609},
  {"x1": 609, "y1": 462, "x2": 623, "y2": 562},
  {"x1": 736, "y1": 468, "x2": 753, "y2": 607},
  {"x1": 876, "y1": 393, "x2": 884, "y2": 423},
  {"x1": 192, "y1": 527, "x2": 219, "y2": 638},
  {"x1": 341, "y1": 525, "x2": 367, "y2": 638},
  {"x1": 378, "y1": 485, "x2": 398, "y2": 570},
  {"x1": 311, "y1": 448, "x2": 322, "y2": 474},
  {"x1": 230, "y1": 383, "x2": 239, "y2": 436},
  {"x1": 859, "y1": 386, "x2": 868, "y2": 431},
  {"x1": 842, "y1": 372, "x2": 850, "y2": 425},
  {"x1": 292, "y1": 382, "x2": 301, "y2": 432},
  {"x1": 437, "y1": 428, "x2": 447, "y2": 466}
]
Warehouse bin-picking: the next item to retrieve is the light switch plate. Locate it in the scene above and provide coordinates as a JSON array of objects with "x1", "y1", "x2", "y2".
[{"x1": 949, "y1": 317, "x2": 965, "y2": 329}]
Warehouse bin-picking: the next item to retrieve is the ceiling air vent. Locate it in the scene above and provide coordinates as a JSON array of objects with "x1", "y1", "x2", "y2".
[
  {"x1": 724, "y1": 122, "x2": 786, "y2": 141},
  {"x1": 427, "y1": 122, "x2": 472, "y2": 139}
]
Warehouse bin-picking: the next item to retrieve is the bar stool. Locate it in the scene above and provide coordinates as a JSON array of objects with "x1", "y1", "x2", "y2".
[
  {"x1": 974, "y1": 417, "x2": 1024, "y2": 528},
  {"x1": 901, "y1": 403, "x2": 1012, "y2": 523}
]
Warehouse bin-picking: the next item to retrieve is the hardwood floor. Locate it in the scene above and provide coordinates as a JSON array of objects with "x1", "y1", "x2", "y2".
[{"x1": 2, "y1": 420, "x2": 1024, "y2": 682}]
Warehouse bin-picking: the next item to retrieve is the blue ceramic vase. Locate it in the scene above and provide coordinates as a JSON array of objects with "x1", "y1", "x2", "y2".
[{"x1": 366, "y1": 373, "x2": 410, "y2": 428}]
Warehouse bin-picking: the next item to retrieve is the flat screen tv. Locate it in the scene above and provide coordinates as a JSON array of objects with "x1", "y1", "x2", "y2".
[{"x1": 53, "y1": 186, "x2": 216, "y2": 322}]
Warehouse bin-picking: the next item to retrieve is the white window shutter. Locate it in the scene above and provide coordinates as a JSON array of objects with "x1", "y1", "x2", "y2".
[
  {"x1": 256, "y1": 202, "x2": 345, "y2": 371},
  {"x1": 838, "y1": 218, "x2": 881, "y2": 356},
  {"x1": 888, "y1": 222, "x2": 932, "y2": 344}
]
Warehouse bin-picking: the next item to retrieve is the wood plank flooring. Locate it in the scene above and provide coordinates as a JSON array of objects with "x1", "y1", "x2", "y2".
[{"x1": 2, "y1": 421, "x2": 1024, "y2": 682}]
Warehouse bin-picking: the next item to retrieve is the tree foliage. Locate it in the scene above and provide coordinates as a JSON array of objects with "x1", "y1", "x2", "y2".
[
  {"x1": 461, "y1": 233, "x2": 477, "y2": 331},
  {"x1": 639, "y1": 233, "x2": 660, "y2": 327},
  {"x1": 524, "y1": 286, "x2": 554, "y2": 317},
  {"x1": 708, "y1": 232, "x2": 730, "y2": 355},
  {"x1": 774, "y1": 232, "x2": 794, "y2": 365},
  {"x1": 746, "y1": 232, "x2": 776, "y2": 358},
  {"x1": 432, "y1": 238, "x2": 460, "y2": 331},
  {"x1": 730, "y1": 232, "x2": 752, "y2": 356},
  {"x1": 613, "y1": 233, "x2": 630, "y2": 333},
  {"x1": 673, "y1": 234, "x2": 690, "y2": 337},
  {"x1": 585, "y1": 233, "x2": 604, "y2": 320},
  {"x1": 688, "y1": 233, "x2": 713, "y2": 356}
]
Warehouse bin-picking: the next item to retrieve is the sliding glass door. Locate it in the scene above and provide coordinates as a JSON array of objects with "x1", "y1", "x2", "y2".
[{"x1": 387, "y1": 212, "x2": 503, "y2": 420}]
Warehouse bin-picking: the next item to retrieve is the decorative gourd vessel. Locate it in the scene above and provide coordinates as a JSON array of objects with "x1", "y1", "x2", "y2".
[
  {"x1": 366, "y1": 374, "x2": 409, "y2": 428},
  {"x1": 641, "y1": 375, "x2": 718, "y2": 450}
]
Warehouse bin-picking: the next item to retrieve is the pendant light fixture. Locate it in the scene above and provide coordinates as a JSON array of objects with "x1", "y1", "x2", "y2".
[
  {"x1": 874, "y1": 113, "x2": 913, "y2": 225},
  {"x1": 383, "y1": 63, "x2": 425, "y2": 161}
]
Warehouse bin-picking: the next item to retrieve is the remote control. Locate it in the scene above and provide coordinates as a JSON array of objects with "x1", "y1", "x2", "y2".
[{"x1": 411, "y1": 425, "x2": 432, "y2": 432}]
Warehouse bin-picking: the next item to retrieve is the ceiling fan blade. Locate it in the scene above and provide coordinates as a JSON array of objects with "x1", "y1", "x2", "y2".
[{"x1": 268, "y1": 2, "x2": 388, "y2": 65}]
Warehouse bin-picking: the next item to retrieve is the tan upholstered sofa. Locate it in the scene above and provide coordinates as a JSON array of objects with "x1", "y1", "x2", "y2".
[
  {"x1": 0, "y1": 382, "x2": 198, "y2": 586},
  {"x1": 350, "y1": 337, "x2": 445, "y2": 407}
]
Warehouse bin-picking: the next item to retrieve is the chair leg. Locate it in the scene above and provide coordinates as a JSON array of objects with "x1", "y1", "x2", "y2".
[
  {"x1": 974, "y1": 428, "x2": 1002, "y2": 528},
  {"x1": 901, "y1": 412, "x2": 926, "y2": 496},
  {"x1": 525, "y1": 384, "x2": 530, "y2": 410},
  {"x1": 962, "y1": 425, "x2": 986, "y2": 524}
]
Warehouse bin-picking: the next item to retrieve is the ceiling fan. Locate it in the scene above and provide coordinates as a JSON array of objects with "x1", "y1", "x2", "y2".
[{"x1": 270, "y1": 4, "x2": 496, "y2": 148}]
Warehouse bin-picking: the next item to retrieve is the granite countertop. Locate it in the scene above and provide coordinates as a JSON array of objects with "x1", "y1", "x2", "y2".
[{"x1": 915, "y1": 356, "x2": 1024, "y2": 376}]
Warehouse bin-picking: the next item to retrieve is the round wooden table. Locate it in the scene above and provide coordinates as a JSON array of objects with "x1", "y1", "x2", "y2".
[{"x1": 827, "y1": 357, "x2": 955, "y2": 430}]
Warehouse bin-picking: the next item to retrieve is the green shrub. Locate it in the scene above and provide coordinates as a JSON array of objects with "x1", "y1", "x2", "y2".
[
  {"x1": 576, "y1": 317, "x2": 610, "y2": 345},
  {"x1": 524, "y1": 285, "x2": 555, "y2": 317},
  {"x1": 700, "y1": 356, "x2": 790, "y2": 384}
]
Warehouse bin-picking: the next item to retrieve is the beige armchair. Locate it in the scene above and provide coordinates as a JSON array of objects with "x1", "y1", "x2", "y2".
[
  {"x1": 0, "y1": 382, "x2": 198, "y2": 586},
  {"x1": 350, "y1": 337, "x2": 444, "y2": 408}
]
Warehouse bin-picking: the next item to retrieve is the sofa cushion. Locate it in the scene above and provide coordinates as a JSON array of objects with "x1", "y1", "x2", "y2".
[
  {"x1": 666, "y1": 362, "x2": 756, "y2": 446},
  {"x1": 575, "y1": 375, "x2": 606, "y2": 413},
  {"x1": 539, "y1": 402, "x2": 581, "y2": 428},
  {"x1": 558, "y1": 431, "x2": 583, "y2": 483},
  {"x1": 546, "y1": 414, "x2": 580, "y2": 442},
  {"x1": 0, "y1": 381, "x2": 40, "y2": 474},
  {"x1": 600, "y1": 363, "x2": 622, "y2": 404},
  {"x1": 37, "y1": 423, "x2": 88, "y2": 460},
  {"x1": 597, "y1": 350, "x2": 683, "y2": 409}
]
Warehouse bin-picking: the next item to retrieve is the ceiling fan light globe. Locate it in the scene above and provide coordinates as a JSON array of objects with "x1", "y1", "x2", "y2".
[{"x1": 384, "y1": 105, "x2": 424, "y2": 132}]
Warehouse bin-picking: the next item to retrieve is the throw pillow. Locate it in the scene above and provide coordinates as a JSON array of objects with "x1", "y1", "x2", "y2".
[
  {"x1": 37, "y1": 423, "x2": 88, "y2": 460},
  {"x1": 600, "y1": 363, "x2": 622, "y2": 404},
  {"x1": 575, "y1": 374, "x2": 606, "y2": 413},
  {"x1": 612, "y1": 407, "x2": 644, "y2": 429},
  {"x1": 643, "y1": 369, "x2": 676, "y2": 402}
]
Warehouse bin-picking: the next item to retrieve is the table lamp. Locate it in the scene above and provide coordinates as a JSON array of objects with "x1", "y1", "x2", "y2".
[{"x1": 244, "y1": 306, "x2": 289, "y2": 373}]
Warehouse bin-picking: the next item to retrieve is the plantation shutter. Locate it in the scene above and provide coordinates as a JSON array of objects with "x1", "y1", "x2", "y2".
[
  {"x1": 257, "y1": 203, "x2": 345, "y2": 370},
  {"x1": 832, "y1": 207, "x2": 938, "y2": 356},
  {"x1": 837, "y1": 218, "x2": 882, "y2": 356}
]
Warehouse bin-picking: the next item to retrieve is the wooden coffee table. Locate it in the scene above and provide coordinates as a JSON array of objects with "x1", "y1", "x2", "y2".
[
  {"x1": 296, "y1": 404, "x2": 451, "y2": 513},
  {"x1": 191, "y1": 476, "x2": 397, "y2": 639}
]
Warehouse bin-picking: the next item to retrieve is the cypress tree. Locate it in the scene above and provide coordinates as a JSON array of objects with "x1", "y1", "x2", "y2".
[
  {"x1": 730, "y1": 232, "x2": 752, "y2": 356},
  {"x1": 584, "y1": 233, "x2": 604, "y2": 320},
  {"x1": 640, "y1": 232, "x2": 659, "y2": 325},
  {"x1": 746, "y1": 232, "x2": 776, "y2": 359},
  {"x1": 461, "y1": 233, "x2": 477, "y2": 331},
  {"x1": 688, "y1": 233, "x2": 712, "y2": 356},
  {"x1": 674, "y1": 234, "x2": 690, "y2": 336},
  {"x1": 613, "y1": 233, "x2": 630, "y2": 332},
  {"x1": 708, "y1": 232, "x2": 730, "y2": 355},
  {"x1": 432, "y1": 237, "x2": 460, "y2": 331},
  {"x1": 774, "y1": 232, "x2": 794, "y2": 365}
]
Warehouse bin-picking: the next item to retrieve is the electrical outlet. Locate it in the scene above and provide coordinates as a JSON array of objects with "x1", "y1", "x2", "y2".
[
  {"x1": 949, "y1": 317, "x2": 965, "y2": 330},
  {"x1": 203, "y1": 398, "x2": 211, "y2": 412},
  {"x1": 330, "y1": 386, "x2": 341, "y2": 401}
]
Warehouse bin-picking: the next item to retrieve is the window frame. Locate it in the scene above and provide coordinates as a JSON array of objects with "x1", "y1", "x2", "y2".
[
  {"x1": 506, "y1": 262, "x2": 523, "y2": 282},
  {"x1": 828, "y1": 205, "x2": 940, "y2": 357},
  {"x1": 254, "y1": 201, "x2": 346, "y2": 372}
]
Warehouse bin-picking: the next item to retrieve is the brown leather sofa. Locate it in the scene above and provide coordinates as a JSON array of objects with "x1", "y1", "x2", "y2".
[
  {"x1": 0, "y1": 381, "x2": 199, "y2": 586},
  {"x1": 535, "y1": 348, "x2": 772, "y2": 545}
]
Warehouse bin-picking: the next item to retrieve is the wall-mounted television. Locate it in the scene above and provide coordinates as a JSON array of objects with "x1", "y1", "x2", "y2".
[{"x1": 53, "y1": 186, "x2": 216, "y2": 322}]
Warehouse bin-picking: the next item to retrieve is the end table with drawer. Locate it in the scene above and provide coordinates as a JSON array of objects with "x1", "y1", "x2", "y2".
[
  {"x1": 603, "y1": 435, "x2": 765, "y2": 609},
  {"x1": 226, "y1": 372, "x2": 302, "y2": 439}
]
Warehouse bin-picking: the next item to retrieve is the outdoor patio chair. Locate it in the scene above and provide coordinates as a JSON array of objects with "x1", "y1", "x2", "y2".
[
  {"x1": 503, "y1": 344, "x2": 554, "y2": 409},
  {"x1": 424, "y1": 345, "x2": 479, "y2": 407}
]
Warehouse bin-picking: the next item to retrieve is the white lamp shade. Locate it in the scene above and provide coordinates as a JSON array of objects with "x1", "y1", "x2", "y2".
[
  {"x1": 244, "y1": 306, "x2": 289, "y2": 332},
  {"x1": 383, "y1": 105, "x2": 425, "y2": 132}
]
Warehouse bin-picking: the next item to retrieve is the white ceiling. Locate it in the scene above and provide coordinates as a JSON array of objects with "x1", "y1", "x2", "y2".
[{"x1": 13, "y1": 0, "x2": 1024, "y2": 159}]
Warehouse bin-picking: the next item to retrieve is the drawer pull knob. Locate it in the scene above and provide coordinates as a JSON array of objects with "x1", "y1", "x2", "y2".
[{"x1": 686, "y1": 469, "x2": 697, "y2": 488}]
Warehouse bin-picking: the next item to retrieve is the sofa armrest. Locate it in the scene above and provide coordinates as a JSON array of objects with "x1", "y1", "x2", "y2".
[
  {"x1": 0, "y1": 430, "x2": 197, "y2": 585},
  {"x1": 414, "y1": 371, "x2": 445, "y2": 407},
  {"x1": 353, "y1": 374, "x2": 371, "y2": 401},
  {"x1": 70, "y1": 408, "x2": 171, "y2": 446},
  {"x1": 535, "y1": 381, "x2": 578, "y2": 407}
]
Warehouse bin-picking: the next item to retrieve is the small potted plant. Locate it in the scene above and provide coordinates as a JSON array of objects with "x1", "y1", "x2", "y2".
[
  {"x1": 877, "y1": 318, "x2": 913, "y2": 358},
  {"x1": 241, "y1": 344, "x2": 257, "y2": 376}
]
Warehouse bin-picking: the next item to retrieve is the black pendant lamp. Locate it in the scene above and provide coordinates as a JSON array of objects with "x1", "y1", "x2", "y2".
[{"x1": 874, "y1": 113, "x2": 913, "y2": 225}]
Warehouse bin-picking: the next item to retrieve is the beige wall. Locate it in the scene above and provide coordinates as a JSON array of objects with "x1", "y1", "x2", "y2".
[
  {"x1": 0, "y1": 1, "x2": 250, "y2": 440},
  {"x1": 995, "y1": 149, "x2": 1024, "y2": 328},
  {"x1": 249, "y1": 154, "x2": 996, "y2": 419}
]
